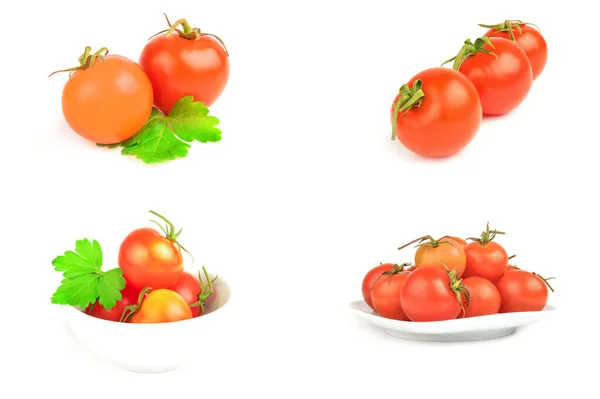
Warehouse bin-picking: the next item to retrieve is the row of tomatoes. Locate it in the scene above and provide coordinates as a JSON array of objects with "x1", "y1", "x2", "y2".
[
  {"x1": 391, "y1": 20, "x2": 548, "y2": 158},
  {"x1": 361, "y1": 224, "x2": 555, "y2": 322}
]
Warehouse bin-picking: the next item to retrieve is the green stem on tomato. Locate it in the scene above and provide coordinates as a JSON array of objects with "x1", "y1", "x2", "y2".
[
  {"x1": 478, "y1": 20, "x2": 541, "y2": 41},
  {"x1": 391, "y1": 80, "x2": 425, "y2": 141},
  {"x1": 48, "y1": 46, "x2": 109, "y2": 79},
  {"x1": 189, "y1": 266, "x2": 217, "y2": 314},
  {"x1": 441, "y1": 37, "x2": 497, "y2": 70},
  {"x1": 148, "y1": 210, "x2": 194, "y2": 261},
  {"x1": 465, "y1": 222, "x2": 505, "y2": 245}
]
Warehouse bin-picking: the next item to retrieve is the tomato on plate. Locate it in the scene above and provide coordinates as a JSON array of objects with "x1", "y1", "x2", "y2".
[
  {"x1": 126, "y1": 288, "x2": 193, "y2": 323},
  {"x1": 361, "y1": 263, "x2": 395, "y2": 309},
  {"x1": 460, "y1": 277, "x2": 501, "y2": 318},
  {"x1": 401, "y1": 266, "x2": 469, "y2": 322},
  {"x1": 496, "y1": 270, "x2": 555, "y2": 313},
  {"x1": 140, "y1": 14, "x2": 230, "y2": 114},
  {"x1": 371, "y1": 263, "x2": 412, "y2": 321},
  {"x1": 463, "y1": 223, "x2": 508, "y2": 283},
  {"x1": 443, "y1": 37, "x2": 532, "y2": 116},
  {"x1": 85, "y1": 285, "x2": 138, "y2": 322},
  {"x1": 390, "y1": 67, "x2": 482, "y2": 158},
  {"x1": 49, "y1": 46, "x2": 153, "y2": 144},
  {"x1": 480, "y1": 20, "x2": 547, "y2": 80},
  {"x1": 118, "y1": 211, "x2": 188, "y2": 290},
  {"x1": 170, "y1": 267, "x2": 216, "y2": 317},
  {"x1": 398, "y1": 235, "x2": 467, "y2": 278}
]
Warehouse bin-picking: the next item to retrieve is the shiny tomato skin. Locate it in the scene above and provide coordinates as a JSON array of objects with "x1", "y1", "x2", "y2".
[
  {"x1": 414, "y1": 238, "x2": 467, "y2": 278},
  {"x1": 391, "y1": 67, "x2": 482, "y2": 158},
  {"x1": 85, "y1": 288, "x2": 137, "y2": 322},
  {"x1": 460, "y1": 277, "x2": 501, "y2": 318},
  {"x1": 484, "y1": 25, "x2": 547, "y2": 80},
  {"x1": 118, "y1": 227, "x2": 184, "y2": 291},
  {"x1": 140, "y1": 34, "x2": 229, "y2": 114},
  {"x1": 170, "y1": 271, "x2": 202, "y2": 317},
  {"x1": 130, "y1": 289, "x2": 193, "y2": 323},
  {"x1": 401, "y1": 267, "x2": 462, "y2": 322},
  {"x1": 496, "y1": 270, "x2": 549, "y2": 313},
  {"x1": 458, "y1": 37, "x2": 532, "y2": 116},
  {"x1": 463, "y1": 241, "x2": 508, "y2": 283},
  {"x1": 371, "y1": 271, "x2": 410, "y2": 321},
  {"x1": 361, "y1": 263, "x2": 395, "y2": 309},
  {"x1": 61, "y1": 55, "x2": 154, "y2": 144}
]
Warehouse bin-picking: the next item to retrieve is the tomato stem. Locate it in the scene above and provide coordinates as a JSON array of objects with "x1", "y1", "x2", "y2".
[
  {"x1": 148, "y1": 13, "x2": 229, "y2": 57},
  {"x1": 397, "y1": 235, "x2": 456, "y2": 251},
  {"x1": 466, "y1": 222, "x2": 505, "y2": 245},
  {"x1": 391, "y1": 80, "x2": 425, "y2": 141},
  {"x1": 534, "y1": 273, "x2": 556, "y2": 293},
  {"x1": 48, "y1": 46, "x2": 109, "y2": 79},
  {"x1": 189, "y1": 266, "x2": 216, "y2": 314},
  {"x1": 148, "y1": 210, "x2": 194, "y2": 261},
  {"x1": 508, "y1": 254, "x2": 516, "y2": 260},
  {"x1": 444, "y1": 263, "x2": 470, "y2": 316},
  {"x1": 119, "y1": 286, "x2": 153, "y2": 322},
  {"x1": 441, "y1": 37, "x2": 497, "y2": 70},
  {"x1": 372, "y1": 262, "x2": 411, "y2": 286},
  {"x1": 478, "y1": 20, "x2": 540, "y2": 41}
]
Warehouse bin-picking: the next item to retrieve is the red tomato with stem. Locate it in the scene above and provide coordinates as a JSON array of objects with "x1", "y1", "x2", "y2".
[
  {"x1": 398, "y1": 235, "x2": 467, "y2": 278},
  {"x1": 169, "y1": 267, "x2": 216, "y2": 317},
  {"x1": 460, "y1": 277, "x2": 501, "y2": 318},
  {"x1": 480, "y1": 20, "x2": 548, "y2": 80},
  {"x1": 140, "y1": 14, "x2": 230, "y2": 114},
  {"x1": 463, "y1": 223, "x2": 508, "y2": 283},
  {"x1": 361, "y1": 263, "x2": 395, "y2": 309},
  {"x1": 401, "y1": 266, "x2": 469, "y2": 322},
  {"x1": 443, "y1": 37, "x2": 532, "y2": 116},
  {"x1": 118, "y1": 210, "x2": 189, "y2": 291},
  {"x1": 371, "y1": 263, "x2": 412, "y2": 321},
  {"x1": 85, "y1": 287, "x2": 137, "y2": 322},
  {"x1": 497, "y1": 270, "x2": 555, "y2": 313},
  {"x1": 390, "y1": 67, "x2": 482, "y2": 158},
  {"x1": 124, "y1": 288, "x2": 193, "y2": 323},
  {"x1": 49, "y1": 47, "x2": 154, "y2": 144}
]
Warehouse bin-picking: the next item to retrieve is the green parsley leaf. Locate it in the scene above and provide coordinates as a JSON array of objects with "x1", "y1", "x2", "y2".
[
  {"x1": 50, "y1": 239, "x2": 126, "y2": 310},
  {"x1": 105, "y1": 96, "x2": 222, "y2": 164}
]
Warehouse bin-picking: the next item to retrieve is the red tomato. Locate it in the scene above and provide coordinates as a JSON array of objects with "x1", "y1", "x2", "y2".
[
  {"x1": 460, "y1": 277, "x2": 501, "y2": 318},
  {"x1": 399, "y1": 235, "x2": 467, "y2": 278},
  {"x1": 390, "y1": 67, "x2": 482, "y2": 158},
  {"x1": 401, "y1": 266, "x2": 468, "y2": 322},
  {"x1": 118, "y1": 211, "x2": 186, "y2": 290},
  {"x1": 463, "y1": 223, "x2": 508, "y2": 283},
  {"x1": 497, "y1": 270, "x2": 554, "y2": 313},
  {"x1": 481, "y1": 20, "x2": 547, "y2": 80},
  {"x1": 140, "y1": 15, "x2": 230, "y2": 114},
  {"x1": 361, "y1": 263, "x2": 395, "y2": 309},
  {"x1": 371, "y1": 264, "x2": 411, "y2": 321},
  {"x1": 444, "y1": 37, "x2": 532, "y2": 116},
  {"x1": 129, "y1": 289, "x2": 193, "y2": 323},
  {"x1": 50, "y1": 47, "x2": 154, "y2": 144},
  {"x1": 85, "y1": 287, "x2": 137, "y2": 322},
  {"x1": 170, "y1": 268, "x2": 216, "y2": 317}
]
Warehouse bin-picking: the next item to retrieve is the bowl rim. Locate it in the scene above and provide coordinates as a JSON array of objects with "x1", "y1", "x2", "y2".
[{"x1": 66, "y1": 270, "x2": 232, "y2": 328}]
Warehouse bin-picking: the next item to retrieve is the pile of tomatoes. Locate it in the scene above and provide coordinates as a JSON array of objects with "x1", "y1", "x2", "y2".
[
  {"x1": 49, "y1": 14, "x2": 229, "y2": 145},
  {"x1": 90, "y1": 211, "x2": 218, "y2": 324},
  {"x1": 391, "y1": 20, "x2": 548, "y2": 158},
  {"x1": 361, "y1": 223, "x2": 555, "y2": 322}
]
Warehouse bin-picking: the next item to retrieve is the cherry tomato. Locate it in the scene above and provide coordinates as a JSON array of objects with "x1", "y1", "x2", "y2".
[
  {"x1": 496, "y1": 270, "x2": 554, "y2": 313},
  {"x1": 50, "y1": 47, "x2": 153, "y2": 144},
  {"x1": 129, "y1": 289, "x2": 193, "y2": 323},
  {"x1": 170, "y1": 267, "x2": 216, "y2": 317},
  {"x1": 371, "y1": 264, "x2": 411, "y2": 321},
  {"x1": 118, "y1": 211, "x2": 186, "y2": 290},
  {"x1": 482, "y1": 20, "x2": 547, "y2": 80},
  {"x1": 460, "y1": 277, "x2": 501, "y2": 318},
  {"x1": 463, "y1": 223, "x2": 508, "y2": 283},
  {"x1": 401, "y1": 266, "x2": 468, "y2": 322},
  {"x1": 390, "y1": 67, "x2": 482, "y2": 158},
  {"x1": 140, "y1": 15, "x2": 230, "y2": 114},
  {"x1": 85, "y1": 286, "x2": 137, "y2": 322},
  {"x1": 361, "y1": 263, "x2": 395, "y2": 309},
  {"x1": 398, "y1": 235, "x2": 466, "y2": 278}
]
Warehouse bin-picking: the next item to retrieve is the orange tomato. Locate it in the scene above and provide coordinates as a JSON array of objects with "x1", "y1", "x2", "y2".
[
  {"x1": 399, "y1": 236, "x2": 467, "y2": 278},
  {"x1": 130, "y1": 289, "x2": 193, "y2": 323},
  {"x1": 52, "y1": 47, "x2": 154, "y2": 144}
]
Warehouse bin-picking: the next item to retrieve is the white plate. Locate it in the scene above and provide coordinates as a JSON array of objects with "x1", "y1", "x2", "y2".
[{"x1": 349, "y1": 300, "x2": 556, "y2": 342}]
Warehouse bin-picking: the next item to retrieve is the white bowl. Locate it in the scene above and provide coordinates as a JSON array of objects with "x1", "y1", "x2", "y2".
[
  {"x1": 66, "y1": 270, "x2": 232, "y2": 373},
  {"x1": 349, "y1": 300, "x2": 556, "y2": 342}
]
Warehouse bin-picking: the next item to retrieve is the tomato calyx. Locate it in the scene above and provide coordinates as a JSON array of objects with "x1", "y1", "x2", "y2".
[
  {"x1": 189, "y1": 266, "x2": 218, "y2": 315},
  {"x1": 466, "y1": 222, "x2": 505, "y2": 246},
  {"x1": 48, "y1": 46, "x2": 109, "y2": 79},
  {"x1": 445, "y1": 264, "x2": 470, "y2": 315},
  {"x1": 533, "y1": 272, "x2": 556, "y2": 293},
  {"x1": 391, "y1": 79, "x2": 425, "y2": 140},
  {"x1": 148, "y1": 210, "x2": 194, "y2": 261},
  {"x1": 441, "y1": 37, "x2": 497, "y2": 70},
  {"x1": 149, "y1": 13, "x2": 229, "y2": 56},
  {"x1": 397, "y1": 235, "x2": 456, "y2": 251},
  {"x1": 119, "y1": 286, "x2": 153, "y2": 322},
  {"x1": 478, "y1": 20, "x2": 540, "y2": 41},
  {"x1": 372, "y1": 262, "x2": 411, "y2": 285}
]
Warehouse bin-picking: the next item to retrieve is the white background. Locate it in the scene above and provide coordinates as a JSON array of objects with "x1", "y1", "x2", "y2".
[{"x1": 1, "y1": 0, "x2": 599, "y2": 397}]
